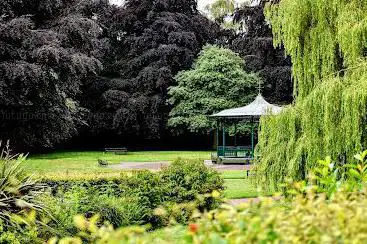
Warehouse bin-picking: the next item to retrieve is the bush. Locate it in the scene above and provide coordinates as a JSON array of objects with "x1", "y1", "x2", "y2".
[
  {"x1": 0, "y1": 142, "x2": 48, "y2": 243},
  {"x1": 54, "y1": 191, "x2": 367, "y2": 243},
  {"x1": 41, "y1": 186, "x2": 148, "y2": 238},
  {"x1": 40, "y1": 158, "x2": 224, "y2": 237},
  {"x1": 161, "y1": 158, "x2": 224, "y2": 210},
  {"x1": 54, "y1": 151, "x2": 367, "y2": 243},
  {"x1": 0, "y1": 150, "x2": 47, "y2": 226}
]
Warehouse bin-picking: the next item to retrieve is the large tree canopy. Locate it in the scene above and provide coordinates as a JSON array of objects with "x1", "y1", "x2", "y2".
[
  {"x1": 207, "y1": 0, "x2": 292, "y2": 104},
  {"x1": 0, "y1": 0, "x2": 296, "y2": 151},
  {"x1": 88, "y1": 0, "x2": 220, "y2": 140},
  {"x1": 229, "y1": 0, "x2": 292, "y2": 104},
  {"x1": 0, "y1": 0, "x2": 106, "y2": 150},
  {"x1": 256, "y1": 0, "x2": 367, "y2": 187},
  {"x1": 168, "y1": 45, "x2": 259, "y2": 134}
]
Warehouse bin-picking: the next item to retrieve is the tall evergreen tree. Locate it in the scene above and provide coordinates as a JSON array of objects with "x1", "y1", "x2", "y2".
[
  {"x1": 168, "y1": 45, "x2": 259, "y2": 134},
  {"x1": 0, "y1": 0, "x2": 106, "y2": 150}
]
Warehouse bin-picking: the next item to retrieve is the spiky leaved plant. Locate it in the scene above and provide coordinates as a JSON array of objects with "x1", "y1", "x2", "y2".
[{"x1": 0, "y1": 141, "x2": 47, "y2": 226}]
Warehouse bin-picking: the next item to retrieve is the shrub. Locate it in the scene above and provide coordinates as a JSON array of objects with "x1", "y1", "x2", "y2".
[
  {"x1": 0, "y1": 142, "x2": 48, "y2": 243},
  {"x1": 40, "y1": 158, "x2": 224, "y2": 236},
  {"x1": 0, "y1": 146, "x2": 47, "y2": 219},
  {"x1": 41, "y1": 186, "x2": 148, "y2": 238},
  {"x1": 54, "y1": 151, "x2": 367, "y2": 243},
  {"x1": 0, "y1": 150, "x2": 47, "y2": 226},
  {"x1": 56, "y1": 190, "x2": 367, "y2": 243},
  {"x1": 161, "y1": 158, "x2": 224, "y2": 210}
]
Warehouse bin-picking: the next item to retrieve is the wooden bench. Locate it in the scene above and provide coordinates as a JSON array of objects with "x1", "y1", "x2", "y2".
[{"x1": 105, "y1": 147, "x2": 128, "y2": 155}]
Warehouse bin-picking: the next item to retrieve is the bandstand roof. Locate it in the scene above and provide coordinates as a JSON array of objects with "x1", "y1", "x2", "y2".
[{"x1": 211, "y1": 94, "x2": 283, "y2": 119}]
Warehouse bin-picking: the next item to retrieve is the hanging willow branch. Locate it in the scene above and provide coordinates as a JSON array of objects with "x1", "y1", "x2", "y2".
[{"x1": 256, "y1": 0, "x2": 367, "y2": 188}]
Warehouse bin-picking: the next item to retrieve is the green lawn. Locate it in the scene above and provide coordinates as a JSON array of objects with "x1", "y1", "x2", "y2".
[
  {"x1": 221, "y1": 171, "x2": 274, "y2": 199},
  {"x1": 221, "y1": 170, "x2": 247, "y2": 179},
  {"x1": 221, "y1": 170, "x2": 259, "y2": 199},
  {"x1": 224, "y1": 179, "x2": 259, "y2": 199},
  {"x1": 25, "y1": 151, "x2": 211, "y2": 174}
]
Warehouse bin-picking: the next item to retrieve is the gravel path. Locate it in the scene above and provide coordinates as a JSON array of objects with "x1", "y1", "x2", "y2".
[
  {"x1": 109, "y1": 160, "x2": 253, "y2": 171},
  {"x1": 108, "y1": 161, "x2": 170, "y2": 170}
]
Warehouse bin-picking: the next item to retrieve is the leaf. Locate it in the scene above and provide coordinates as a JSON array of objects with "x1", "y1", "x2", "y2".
[
  {"x1": 74, "y1": 215, "x2": 87, "y2": 231},
  {"x1": 349, "y1": 169, "x2": 361, "y2": 180}
]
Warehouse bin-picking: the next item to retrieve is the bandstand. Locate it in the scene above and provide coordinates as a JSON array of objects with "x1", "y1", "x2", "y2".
[{"x1": 210, "y1": 94, "x2": 283, "y2": 164}]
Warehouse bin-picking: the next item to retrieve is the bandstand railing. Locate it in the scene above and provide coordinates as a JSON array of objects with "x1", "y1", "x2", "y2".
[{"x1": 217, "y1": 146, "x2": 253, "y2": 158}]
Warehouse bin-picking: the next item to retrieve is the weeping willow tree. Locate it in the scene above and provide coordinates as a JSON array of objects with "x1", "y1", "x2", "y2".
[{"x1": 256, "y1": 0, "x2": 367, "y2": 187}]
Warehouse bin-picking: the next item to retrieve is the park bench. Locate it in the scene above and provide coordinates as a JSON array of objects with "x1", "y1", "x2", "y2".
[{"x1": 104, "y1": 147, "x2": 128, "y2": 155}]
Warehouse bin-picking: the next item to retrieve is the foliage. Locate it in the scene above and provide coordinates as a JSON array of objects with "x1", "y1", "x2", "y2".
[
  {"x1": 205, "y1": 0, "x2": 240, "y2": 30},
  {"x1": 168, "y1": 45, "x2": 259, "y2": 134},
  {"x1": 0, "y1": 0, "x2": 294, "y2": 151},
  {"x1": 346, "y1": 151, "x2": 367, "y2": 190},
  {"x1": 0, "y1": 0, "x2": 293, "y2": 151},
  {"x1": 206, "y1": 0, "x2": 235, "y2": 22},
  {"x1": 277, "y1": 151, "x2": 367, "y2": 199},
  {"x1": 40, "y1": 185, "x2": 147, "y2": 238},
  {"x1": 3, "y1": 151, "x2": 367, "y2": 243},
  {"x1": 0, "y1": 0, "x2": 106, "y2": 150},
  {"x1": 222, "y1": 0, "x2": 293, "y2": 104},
  {"x1": 52, "y1": 151, "x2": 367, "y2": 244},
  {"x1": 0, "y1": 211, "x2": 45, "y2": 244},
  {"x1": 0, "y1": 143, "x2": 47, "y2": 227},
  {"x1": 160, "y1": 158, "x2": 224, "y2": 207},
  {"x1": 0, "y1": 143, "x2": 48, "y2": 243},
  {"x1": 52, "y1": 196, "x2": 367, "y2": 244},
  {"x1": 86, "y1": 0, "x2": 220, "y2": 140},
  {"x1": 309, "y1": 150, "x2": 367, "y2": 197},
  {"x1": 256, "y1": 0, "x2": 367, "y2": 187},
  {"x1": 40, "y1": 159, "x2": 224, "y2": 237},
  {"x1": 182, "y1": 191, "x2": 367, "y2": 243},
  {"x1": 265, "y1": 0, "x2": 367, "y2": 98}
]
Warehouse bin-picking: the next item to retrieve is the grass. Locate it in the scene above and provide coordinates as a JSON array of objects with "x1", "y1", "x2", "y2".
[
  {"x1": 224, "y1": 179, "x2": 260, "y2": 199},
  {"x1": 221, "y1": 171, "x2": 259, "y2": 199},
  {"x1": 24, "y1": 150, "x2": 262, "y2": 199},
  {"x1": 221, "y1": 171, "x2": 274, "y2": 199},
  {"x1": 25, "y1": 151, "x2": 211, "y2": 174},
  {"x1": 221, "y1": 170, "x2": 247, "y2": 179}
]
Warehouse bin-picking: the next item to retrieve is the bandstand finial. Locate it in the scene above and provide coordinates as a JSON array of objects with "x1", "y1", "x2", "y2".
[{"x1": 258, "y1": 80, "x2": 262, "y2": 94}]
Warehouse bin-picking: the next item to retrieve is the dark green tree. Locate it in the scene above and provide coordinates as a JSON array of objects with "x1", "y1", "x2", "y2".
[
  {"x1": 87, "y1": 0, "x2": 220, "y2": 140},
  {"x1": 0, "y1": 0, "x2": 106, "y2": 150},
  {"x1": 168, "y1": 45, "x2": 259, "y2": 134},
  {"x1": 230, "y1": 0, "x2": 292, "y2": 104},
  {"x1": 208, "y1": 0, "x2": 292, "y2": 104}
]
